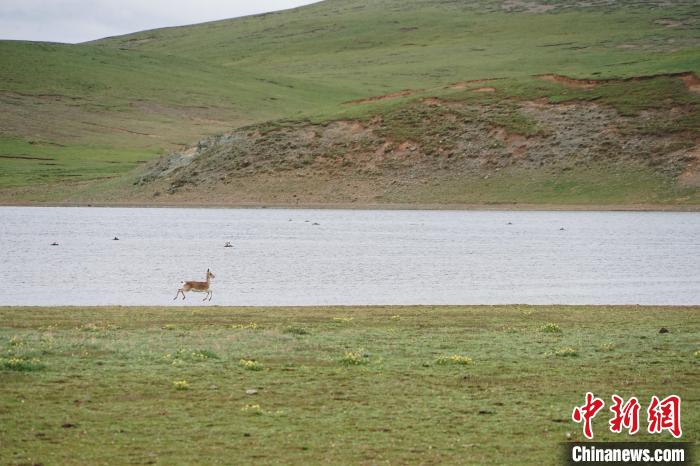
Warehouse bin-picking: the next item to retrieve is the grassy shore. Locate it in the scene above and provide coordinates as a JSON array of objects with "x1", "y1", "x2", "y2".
[{"x1": 1, "y1": 306, "x2": 698, "y2": 465}]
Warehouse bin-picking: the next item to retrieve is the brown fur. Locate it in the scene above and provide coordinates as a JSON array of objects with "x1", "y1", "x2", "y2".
[{"x1": 174, "y1": 269, "x2": 215, "y2": 301}]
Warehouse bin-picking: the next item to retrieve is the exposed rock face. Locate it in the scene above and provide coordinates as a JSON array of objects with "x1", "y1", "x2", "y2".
[{"x1": 138, "y1": 98, "x2": 697, "y2": 195}]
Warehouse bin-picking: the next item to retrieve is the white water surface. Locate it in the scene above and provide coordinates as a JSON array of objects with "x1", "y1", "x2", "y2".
[{"x1": 0, "y1": 207, "x2": 698, "y2": 306}]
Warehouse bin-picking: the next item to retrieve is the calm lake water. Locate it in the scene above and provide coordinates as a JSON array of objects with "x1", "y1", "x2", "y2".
[{"x1": 0, "y1": 207, "x2": 698, "y2": 306}]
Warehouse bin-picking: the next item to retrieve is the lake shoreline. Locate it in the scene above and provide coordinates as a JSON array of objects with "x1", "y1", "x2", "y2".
[
  {"x1": 2, "y1": 304, "x2": 699, "y2": 309},
  {"x1": 2, "y1": 200, "x2": 699, "y2": 211}
]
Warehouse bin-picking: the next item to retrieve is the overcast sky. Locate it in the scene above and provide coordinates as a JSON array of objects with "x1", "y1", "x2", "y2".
[{"x1": 0, "y1": 0, "x2": 321, "y2": 44}]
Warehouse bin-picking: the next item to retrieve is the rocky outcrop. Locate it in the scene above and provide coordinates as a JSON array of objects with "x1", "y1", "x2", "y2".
[{"x1": 138, "y1": 97, "x2": 698, "y2": 194}]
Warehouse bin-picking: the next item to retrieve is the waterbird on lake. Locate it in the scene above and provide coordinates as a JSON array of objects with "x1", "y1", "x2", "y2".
[
  {"x1": 50, "y1": 242, "x2": 59, "y2": 246},
  {"x1": 174, "y1": 269, "x2": 215, "y2": 301},
  {"x1": 113, "y1": 236, "x2": 119, "y2": 240},
  {"x1": 224, "y1": 241, "x2": 233, "y2": 248}
]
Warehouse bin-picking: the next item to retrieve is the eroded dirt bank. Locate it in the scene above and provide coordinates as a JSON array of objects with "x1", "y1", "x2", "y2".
[{"x1": 131, "y1": 91, "x2": 698, "y2": 207}]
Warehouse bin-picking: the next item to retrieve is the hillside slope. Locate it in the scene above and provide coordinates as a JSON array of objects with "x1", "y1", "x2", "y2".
[
  {"x1": 1, "y1": 0, "x2": 699, "y2": 206},
  {"x1": 132, "y1": 75, "x2": 699, "y2": 206}
]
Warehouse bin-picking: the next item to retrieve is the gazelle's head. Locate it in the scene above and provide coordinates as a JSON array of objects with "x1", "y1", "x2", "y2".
[{"x1": 207, "y1": 269, "x2": 215, "y2": 280}]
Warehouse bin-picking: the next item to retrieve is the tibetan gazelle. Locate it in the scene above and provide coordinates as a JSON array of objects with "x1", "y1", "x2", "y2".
[{"x1": 174, "y1": 269, "x2": 215, "y2": 301}]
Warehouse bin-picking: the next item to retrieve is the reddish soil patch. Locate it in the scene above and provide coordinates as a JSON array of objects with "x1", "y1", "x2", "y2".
[
  {"x1": 473, "y1": 87, "x2": 496, "y2": 93},
  {"x1": 539, "y1": 72, "x2": 700, "y2": 93},
  {"x1": 344, "y1": 90, "x2": 416, "y2": 105},
  {"x1": 492, "y1": 128, "x2": 532, "y2": 158},
  {"x1": 538, "y1": 74, "x2": 597, "y2": 89},
  {"x1": 680, "y1": 74, "x2": 700, "y2": 94},
  {"x1": 678, "y1": 145, "x2": 700, "y2": 187}
]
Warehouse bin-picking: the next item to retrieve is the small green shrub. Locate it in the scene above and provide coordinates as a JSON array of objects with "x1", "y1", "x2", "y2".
[
  {"x1": 540, "y1": 323, "x2": 562, "y2": 334},
  {"x1": 8, "y1": 336, "x2": 24, "y2": 347},
  {"x1": 1, "y1": 357, "x2": 45, "y2": 372},
  {"x1": 241, "y1": 404, "x2": 263, "y2": 415},
  {"x1": 239, "y1": 359, "x2": 263, "y2": 371},
  {"x1": 173, "y1": 380, "x2": 190, "y2": 390}
]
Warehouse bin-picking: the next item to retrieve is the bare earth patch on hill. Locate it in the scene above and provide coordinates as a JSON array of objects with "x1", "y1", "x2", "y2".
[
  {"x1": 344, "y1": 90, "x2": 417, "y2": 105},
  {"x1": 537, "y1": 72, "x2": 700, "y2": 93},
  {"x1": 130, "y1": 82, "x2": 698, "y2": 206},
  {"x1": 680, "y1": 74, "x2": 700, "y2": 94},
  {"x1": 677, "y1": 145, "x2": 700, "y2": 188}
]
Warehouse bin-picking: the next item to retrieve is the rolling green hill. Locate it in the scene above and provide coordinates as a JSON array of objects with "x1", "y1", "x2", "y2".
[{"x1": 1, "y1": 0, "x2": 699, "y2": 206}]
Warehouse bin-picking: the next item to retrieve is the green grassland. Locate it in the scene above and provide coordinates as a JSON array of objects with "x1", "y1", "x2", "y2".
[
  {"x1": 1, "y1": 0, "x2": 699, "y2": 204},
  {"x1": 0, "y1": 306, "x2": 698, "y2": 465}
]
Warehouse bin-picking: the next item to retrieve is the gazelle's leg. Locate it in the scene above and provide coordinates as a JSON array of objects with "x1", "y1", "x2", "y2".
[
  {"x1": 202, "y1": 291, "x2": 208, "y2": 301},
  {"x1": 174, "y1": 289, "x2": 182, "y2": 300},
  {"x1": 208, "y1": 291, "x2": 212, "y2": 301}
]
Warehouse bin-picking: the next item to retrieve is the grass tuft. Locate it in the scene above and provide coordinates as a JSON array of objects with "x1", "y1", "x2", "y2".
[
  {"x1": 339, "y1": 350, "x2": 368, "y2": 366},
  {"x1": 164, "y1": 348, "x2": 219, "y2": 363},
  {"x1": 241, "y1": 404, "x2": 263, "y2": 415},
  {"x1": 540, "y1": 322, "x2": 563, "y2": 334},
  {"x1": 239, "y1": 359, "x2": 263, "y2": 371},
  {"x1": 436, "y1": 354, "x2": 473, "y2": 366},
  {"x1": 8, "y1": 336, "x2": 24, "y2": 347},
  {"x1": 173, "y1": 380, "x2": 190, "y2": 391},
  {"x1": 1, "y1": 357, "x2": 45, "y2": 372}
]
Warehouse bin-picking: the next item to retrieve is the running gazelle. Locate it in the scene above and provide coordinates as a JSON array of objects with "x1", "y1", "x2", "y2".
[{"x1": 174, "y1": 269, "x2": 215, "y2": 301}]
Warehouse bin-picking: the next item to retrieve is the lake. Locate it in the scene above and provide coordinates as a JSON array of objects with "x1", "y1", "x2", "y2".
[{"x1": 0, "y1": 207, "x2": 698, "y2": 306}]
